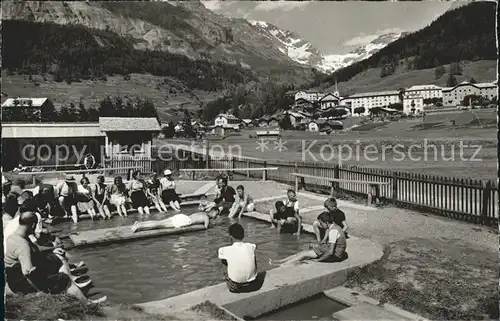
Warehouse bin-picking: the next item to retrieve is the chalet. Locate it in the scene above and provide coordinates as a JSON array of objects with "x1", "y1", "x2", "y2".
[
  {"x1": 319, "y1": 93, "x2": 341, "y2": 110},
  {"x1": 285, "y1": 111, "x2": 304, "y2": 128},
  {"x1": 294, "y1": 91, "x2": 322, "y2": 102},
  {"x1": 99, "y1": 117, "x2": 161, "y2": 159},
  {"x1": 1, "y1": 117, "x2": 160, "y2": 170},
  {"x1": 2, "y1": 97, "x2": 55, "y2": 122},
  {"x1": 241, "y1": 119, "x2": 253, "y2": 127},
  {"x1": 214, "y1": 113, "x2": 240, "y2": 128}
]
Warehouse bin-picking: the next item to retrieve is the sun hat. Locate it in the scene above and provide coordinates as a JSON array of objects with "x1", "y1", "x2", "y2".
[
  {"x1": 164, "y1": 169, "x2": 172, "y2": 176},
  {"x1": 65, "y1": 174, "x2": 76, "y2": 182}
]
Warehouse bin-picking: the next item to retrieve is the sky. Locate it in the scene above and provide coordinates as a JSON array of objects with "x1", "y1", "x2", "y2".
[{"x1": 201, "y1": 1, "x2": 470, "y2": 55}]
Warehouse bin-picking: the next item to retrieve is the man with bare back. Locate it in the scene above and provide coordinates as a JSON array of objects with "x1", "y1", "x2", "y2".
[{"x1": 131, "y1": 208, "x2": 220, "y2": 233}]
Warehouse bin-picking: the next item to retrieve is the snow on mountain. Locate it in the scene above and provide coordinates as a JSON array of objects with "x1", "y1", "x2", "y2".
[
  {"x1": 248, "y1": 20, "x2": 405, "y2": 73},
  {"x1": 321, "y1": 32, "x2": 406, "y2": 72},
  {"x1": 248, "y1": 20, "x2": 324, "y2": 68}
]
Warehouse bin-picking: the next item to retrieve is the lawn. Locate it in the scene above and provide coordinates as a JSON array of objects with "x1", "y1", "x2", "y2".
[{"x1": 163, "y1": 115, "x2": 497, "y2": 180}]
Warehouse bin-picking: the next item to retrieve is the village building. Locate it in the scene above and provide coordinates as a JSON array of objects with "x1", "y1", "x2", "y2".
[
  {"x1": 442, "y1": 81, "x2": 498, "y2": 107},
  {"x1": 404, "y1": 85, "x2": 443, "y2": 99},
  {"x1": 214, "y1": 113, "x2": 240, "y2": 129},
  {"x1": 1, "y1": 97, "x2": 55, "y2": 122},
  {"x1": 402, "y1": 94, "x2": 424, "y2": 115},
  {"x1": 341, "y1": 90, "x2": 400, "y2": 115},
  {"x1": 319, "y1": 92, "x2": 341, "y2": 109},
  {"x1": 1, "y1": 117, "x2": 160, "y2": 170},
  {"x1": 294, "y1": 90, "x2": 323, "y2": 102}
]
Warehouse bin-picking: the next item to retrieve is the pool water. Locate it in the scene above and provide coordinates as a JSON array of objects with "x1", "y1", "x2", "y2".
[
  {"x1": 252, "y1": 294, "x2": 348, "y2": 320},
  {"x1": 68, "y1": 217, "x2": 315, "y2": 304}
]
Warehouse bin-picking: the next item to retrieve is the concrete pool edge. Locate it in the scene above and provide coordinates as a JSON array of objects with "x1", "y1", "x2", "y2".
[{"x1": 136, "y1": 211, "x2": 384, "y2": 319}]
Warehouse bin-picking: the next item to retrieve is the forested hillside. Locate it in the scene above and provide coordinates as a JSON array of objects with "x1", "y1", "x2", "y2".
[
  {"x1": 324, "y1": 1, "x2": 496, "y2": 85},
  {"x1": 2, "y1": 20, "x2": 255, "y2": 92}
]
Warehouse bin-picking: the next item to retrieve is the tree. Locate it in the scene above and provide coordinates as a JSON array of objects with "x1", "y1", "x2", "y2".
[
  {"x1": 446, "y1": 74, "x2": 458, "y2": 87},
  {"x1": 162, "y1": 121, "x2": 175, "y2": 138},
  {"x1": 41, "y1": 101, "x2": 58, "y2": 122},
  {"x1": 77, "y1": 100, "x2": 88, "y2": 121},
  {"x1": 354, "y1": 107, "x2": 365, "y2": 115},
  {"x1": 397, "y1": 88, "x2": 406, "y2": 103},
  {"x1": 434, "y1": 65, "x2": 446, "y2": 79},
  {"x1": 449, "y1": 62, "x2": 462, "y2": 75},
  {"x1": 279, "y1": 115, "x2": 292, "y2": 130},
  {"x1": 183, "y1": 110, "x2": 195, "y2": 138},
  {"x1": 469, "y1": 77, "x2": 477, "y2": 84}
]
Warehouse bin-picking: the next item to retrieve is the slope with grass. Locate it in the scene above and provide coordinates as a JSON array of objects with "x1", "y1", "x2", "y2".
[{"x1": 323, "y1": 60, "x2": 496, "y2": 95}]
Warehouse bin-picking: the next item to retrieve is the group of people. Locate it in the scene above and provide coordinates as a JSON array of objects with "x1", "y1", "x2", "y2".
[
  {"x1": 3, "y1": 169, "x2": 350, "y2": 298},
  {"x1": 2, "y1": 169, "x2": 183, "y2": 225},
  {"x1": 3, "y1": 177, "x2": 107, "y2": 303},
  {"x1": 131, "y1": 174, "x2": 256, "y2": 233},
  {"x1": 217, "y1": 196, "x2": 349, "y2": 293}
]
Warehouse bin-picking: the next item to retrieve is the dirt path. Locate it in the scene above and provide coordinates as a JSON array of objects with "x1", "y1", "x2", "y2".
[{"x1": 294, "y1": 191, "x2": 498, "y2": 320}]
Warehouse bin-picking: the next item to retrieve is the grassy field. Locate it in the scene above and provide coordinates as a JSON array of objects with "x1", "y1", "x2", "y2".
[
  {"x1": 163, "y1": 109, "x2": 497, "y2": 180},
  {"x1": 162, "y1": 109, "x2": 497, "y2": 180},
  {"x1": 321, "y1": 60, "x2": 497, "y2": 94},
  {"x1": 1, "y1": 71, "x2": 224, "y2": 122}
]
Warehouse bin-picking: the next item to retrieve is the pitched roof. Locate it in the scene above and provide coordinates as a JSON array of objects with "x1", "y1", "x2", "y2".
[
  {"x1": 406, "y1": 85, "x2": 441, "y2": 91},
  {"x1": 347, "y1": 90, "x2": 399, "y2": 99},
  {"x1": 216, "y1": 113, "x2": 239, "y2": 120},
  {"x1": 2, "y1": 98, "x2": 48, "y2": 107},
  {"x1": 99, "y1": 117, "x2": 161, "y2": 132}
]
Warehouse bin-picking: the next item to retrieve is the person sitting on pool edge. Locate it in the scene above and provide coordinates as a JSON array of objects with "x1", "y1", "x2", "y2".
[
  {"x1": 270, "y1": 212, "x2": 347, "y2": 266},
  {"x1": 214, "y1": 175, "x2": 236, "y2": 215},
  {"x1": 228, "y1": 185, "x2": 255, "y2": 219},
  {"x1": 131, "y1": 208, "x2": 220, "y2": 233},
  {"x1": 312, "y1": 197, "x2": 349, "y2": 243},
  {"x1": 218, "y1": 223, "x2": 259, "y2": 293},
  {"x1": 269, "y1": 201, "x2": 302, "y2": 236}
]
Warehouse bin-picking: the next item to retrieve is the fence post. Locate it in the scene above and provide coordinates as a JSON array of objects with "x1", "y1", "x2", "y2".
[
  {"x1": 332, "y1": 165, "x2": 340, "y2": 196},
  {"x1": 481, "y1": 181, "x2": 492, "y2": 217},
  {"x1": 262, "y1": 161, "x2": 267, "y2": 181},
  {"x1": 205, "y1": 140, "x2": 210, "y2": 169},
  {"x1": 295, "y1": 175, "x2": 299, "y2": 193},
  {"x1": 246, "y1": 160, "x2": 250, "y2": 178},
  {"x1": 232, "y1": 157, "x2": 235, "y2": 170},
  {"x1": 392, "y1": 172, "x2": 398, "y2": 203}
]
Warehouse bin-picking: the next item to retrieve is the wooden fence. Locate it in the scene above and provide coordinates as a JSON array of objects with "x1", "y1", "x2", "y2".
[{"x1": 108, "y1": 151, "x2": 499, "y2": 227}]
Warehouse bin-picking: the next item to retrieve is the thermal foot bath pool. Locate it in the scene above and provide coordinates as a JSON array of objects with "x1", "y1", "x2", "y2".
[{"x1": 68, "y1": 217, "x2": 315, "y2": 304}]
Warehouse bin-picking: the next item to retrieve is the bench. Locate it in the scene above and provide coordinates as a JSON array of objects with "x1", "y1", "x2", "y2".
[
  {"x1": 179, "y1": 167, "x2": 278, "y2": 181},
  {"x1": 291, "y1": 172, "x2": 390, "y2": 205}
]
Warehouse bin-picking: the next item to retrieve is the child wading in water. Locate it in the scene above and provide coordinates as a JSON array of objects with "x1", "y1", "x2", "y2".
[
  {"x1": 269, "y1": 189, "x2": 301, "y2": 235},
  {"x1": 160, "y1": 169, "x2": 181, "y2": 212},
  {"x1": 109, "y1": 176, "x2": 128, "y2": 217},
  {"x1": 270, "y1": 212, "x2": 347, "y2": 266},
  {"x1": 147, "y1": 173, "x2": 168, "y2": 213},
  {"x1": 228, "y1": 185, "x2": 255, "y2": 218},
  {"x1": 93, "y1": 175, "x2": 112, "y2": 219}
]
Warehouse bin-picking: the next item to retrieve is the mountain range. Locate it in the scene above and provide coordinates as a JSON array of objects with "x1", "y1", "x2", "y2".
[
  {"x1": 248, "y1": 20, "x2": 406, "y2": 73},
  {"x1": 1, "y1": 1, "x2": 496, "y2": 122}
]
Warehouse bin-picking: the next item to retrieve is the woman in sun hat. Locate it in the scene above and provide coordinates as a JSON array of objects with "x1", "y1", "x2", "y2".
[
  {"x1": 160, "y1": 169, "x2": 181, "y2": 212},
  {"x1": 55, "y1": 174, "x2": 79, "y2": 223}
]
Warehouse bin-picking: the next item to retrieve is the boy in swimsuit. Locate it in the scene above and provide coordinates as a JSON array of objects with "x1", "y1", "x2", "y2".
[
  {"x1": 312, "y1": 197, "x2": 349, "y2": 243},
  {"x1": 131, "y1": 208, "x2": 220, "y2": 233},
  {"x1": 269, "y1": 201, "x2": 302, "y2": 235}
]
